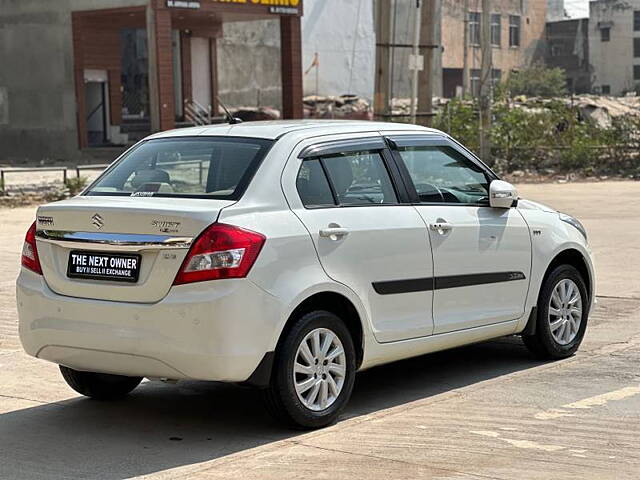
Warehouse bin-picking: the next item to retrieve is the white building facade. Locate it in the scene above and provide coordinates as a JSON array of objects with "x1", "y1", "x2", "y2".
[
  {"x1": 301, "y1": 0, "x2": 376, "y2": 99},
  {"x1": 589, "y1": 0, "x2": 640, "y2": 95}
]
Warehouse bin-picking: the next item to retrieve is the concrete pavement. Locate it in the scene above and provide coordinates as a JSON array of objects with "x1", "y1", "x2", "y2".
[
  {"x1": 1, "y1": 182, "x2": 639, "y2": 479},
  {"x1": 518, "y1": 181, "x2": 640, "y2": 299}
]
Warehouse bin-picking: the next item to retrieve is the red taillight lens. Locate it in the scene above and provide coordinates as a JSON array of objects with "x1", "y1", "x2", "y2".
[
  {"x1": 21, "y1": 221, "x2": 42, "y2": 274},
  {"x1": 173, "y1": 223, "x2": 266, "y2": 285}
]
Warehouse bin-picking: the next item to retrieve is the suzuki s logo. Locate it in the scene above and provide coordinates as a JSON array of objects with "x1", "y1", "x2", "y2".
[{"x1": 91, "y1": 214, "x2": 104, "y2": 230}]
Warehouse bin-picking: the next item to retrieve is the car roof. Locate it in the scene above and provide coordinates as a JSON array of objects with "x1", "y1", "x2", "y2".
[{"x1": 147, "y1": 120, "x2": 444, "y2": 141}]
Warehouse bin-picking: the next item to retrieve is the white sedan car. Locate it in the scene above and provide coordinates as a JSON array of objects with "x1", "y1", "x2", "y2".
[{"x1": 17, "y1": 121, "x2": 595, "y2": 429}]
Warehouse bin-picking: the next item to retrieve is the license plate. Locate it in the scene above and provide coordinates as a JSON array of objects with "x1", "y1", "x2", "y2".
[{"x1": 67, "y1": 251, "x2": 141, "y2": 283}]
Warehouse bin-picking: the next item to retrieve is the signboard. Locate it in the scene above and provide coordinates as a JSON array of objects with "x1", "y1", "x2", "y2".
[
  {"x1": 210, "y1": 0, "x2": 300, "y2": 5},
  {"x1": 167, "y1": 1, "x2": 201, "y2": 8},
  {"x1": 409, "y1": 54, "x2": 424, "y2": 72},
  {"x1": 269, "y1": 6, "x2": 298, "y2": 14},
  {"x1": 210, "y1": 0, "x2": 301, "y2": 14}
]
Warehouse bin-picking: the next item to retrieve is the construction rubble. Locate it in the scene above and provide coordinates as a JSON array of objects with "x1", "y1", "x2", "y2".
[
  {"x1": 231, "y1": 94, "x2": 640, "y2": 128},
  {"x1": 303, "y1": 95, "x2": 373, "y2": 120},
  {"x1": 391, "y1": 95, "x2": 640, "y2": 128}
]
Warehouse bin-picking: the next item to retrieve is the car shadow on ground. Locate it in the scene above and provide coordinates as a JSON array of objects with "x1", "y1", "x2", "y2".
[{"x1": 0, "y1": 337, "x2": 544, "y2": 479}]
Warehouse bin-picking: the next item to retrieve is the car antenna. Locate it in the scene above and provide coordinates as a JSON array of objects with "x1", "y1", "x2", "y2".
[{"x1": 216, "y1": 97, "x2": 243, "y2": 125}]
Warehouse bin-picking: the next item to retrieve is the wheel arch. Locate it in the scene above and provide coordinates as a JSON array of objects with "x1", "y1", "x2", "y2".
[
  {"x1": 521, "y1": 247, "x2": 593, "y2": 337},
  {"x1": 543, "y1": 248, "x2": 592, "y2": 303},
  {"x1": 279, "y1": 291, "x2": 365, "y2": 370}
]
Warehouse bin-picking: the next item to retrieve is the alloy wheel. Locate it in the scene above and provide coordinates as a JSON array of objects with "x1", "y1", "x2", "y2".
[
  {"x1": 293, "y1": 327, "x2": 347, "y2": 411},
  {"x1": 549, "y1": 278, "x2": 583, "y2": 345}
]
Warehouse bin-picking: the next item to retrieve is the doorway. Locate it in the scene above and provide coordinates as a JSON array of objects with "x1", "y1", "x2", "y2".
[{"x1": 84, "y1": 69, "x2": 109, "y2": 147}]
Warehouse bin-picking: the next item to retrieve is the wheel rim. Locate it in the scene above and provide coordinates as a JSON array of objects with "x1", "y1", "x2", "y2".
[
  {"x1": 549, "y1": 278, "x2": 583, "y2": 346},
  {"x1": 293, "y1": 327, "x2": 347, "y2": 411}
]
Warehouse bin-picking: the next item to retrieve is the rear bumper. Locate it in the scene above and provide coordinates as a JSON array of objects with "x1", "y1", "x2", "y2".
[{"x1": 17, "y1": 268, "x2": 284, "y2": 382}]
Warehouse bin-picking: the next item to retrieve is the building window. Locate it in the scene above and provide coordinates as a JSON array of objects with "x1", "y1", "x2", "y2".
[
  {"x1": 634, "y1": 65, "x2": 640, "y2": 81},
  {"x1": 491, "y1": 14, "x2": 501, "y2": 47},
  {"x1": 550, "y1": 42, "x2": 564, "y2": 57},
  {"x1": 492, "y1": 69, "x2": 502, "y2": 87},
  {"x1": 601, "y1": 27, "x2": 610, "y2": 42},
  {"x1": 635, "y1": 38, "x2": 640, "y2": 57},
  {"x1": 601, "y1": 85, "x2": 611, "y2": 95},
  {"x1": 634, "y1": 11, "x2": 640, "y2": 31},
  {"x1": 470, "y1": 69, "x2": 481, "y2": 96},
  {"x1": 469, "y1": 12, "x2": 481, "y2": 46},
  {"x1": 509, "y1": 15, "x2": 521, "y2": 47},
  {"x1": 469, "y1": 69, "x2": 501, "y2": 96}
]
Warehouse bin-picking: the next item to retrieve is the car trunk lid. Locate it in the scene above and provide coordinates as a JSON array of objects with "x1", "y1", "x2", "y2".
[{"x1": 35, "y1": 196, "x2": 234, "y2": 303}]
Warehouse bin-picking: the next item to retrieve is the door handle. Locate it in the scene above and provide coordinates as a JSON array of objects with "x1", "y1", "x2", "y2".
[
  {"x1": 430, "y1": 222, "x2": 453, "y2": 235},
  {"x1": 319, "y1": 225, "x2": 349, "y2": 240}
]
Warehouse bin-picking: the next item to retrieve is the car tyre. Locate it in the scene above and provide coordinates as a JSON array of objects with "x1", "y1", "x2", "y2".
[
  {"x1": 523, "y1": 264, "x2": 589, "y2": 360},
  {"x1": 263, "y1": 310, "x2": 356, "y2": 430},
  {"x1": 60, "y1": 365, "x2": 142, "y2": 400}
]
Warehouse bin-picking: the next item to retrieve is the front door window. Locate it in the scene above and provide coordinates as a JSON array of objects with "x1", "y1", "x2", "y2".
[{"x1": 397, "y1": 146, "x2": 490, "y2": 205}]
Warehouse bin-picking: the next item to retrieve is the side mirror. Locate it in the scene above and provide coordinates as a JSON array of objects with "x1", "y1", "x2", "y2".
[{"x1": 489, "y1": 180, "x2": 518, "y2": 209}]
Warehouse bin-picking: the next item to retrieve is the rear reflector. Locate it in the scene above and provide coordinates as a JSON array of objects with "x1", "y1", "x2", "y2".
[
  {"x1": 21, "y1": 221, "x2": 42, "y2": 274},
  {"x1": 173, "y1": 223, "x2": 265, "y2": 285}
]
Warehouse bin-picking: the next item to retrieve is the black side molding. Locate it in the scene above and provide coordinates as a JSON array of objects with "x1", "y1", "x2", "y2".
[
  {"x1": 240, "y1": 351, "x2": 275, "y2": 388},
  {"x1": 372, "y1": 271, "x2": 526, "y2": 295},
  {"x1": 436, "y1": 271, "x2": 526, "y2": 290},
  {"x1": 373, "y1": 277, "x2": 435, "y2": 295}
]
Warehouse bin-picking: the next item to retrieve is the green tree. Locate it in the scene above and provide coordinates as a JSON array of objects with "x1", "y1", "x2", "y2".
[
  {"x1": 433, "y1": 99, "x2": 480, "y2": 154},
  {"x1": 499, "y1": 65, "x2": 568, "y2": 98}
]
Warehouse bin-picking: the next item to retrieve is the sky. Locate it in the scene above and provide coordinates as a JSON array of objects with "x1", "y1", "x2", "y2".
[{"x1": 563, "y1": 0, "x2": 590, "y2": 18}]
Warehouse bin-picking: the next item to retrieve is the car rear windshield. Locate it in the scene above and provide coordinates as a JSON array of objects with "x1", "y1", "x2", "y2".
[{"x1": 84, "y1": 136, "x2": 274, "y2": 200}]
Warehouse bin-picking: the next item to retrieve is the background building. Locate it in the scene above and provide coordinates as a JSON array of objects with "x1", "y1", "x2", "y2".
[
  {"x1": 546, "y1": 17, "x2": 591, "y2": 93},
  {"x1": 589, "y1": 0, "x2": 640, "y2": 95},
  {"x1": 0, "y1": 0, "x2": 381, "y2": 164},
  {"x1": 441, "y1": 0, "x2": 547, "y2": 98},
  {"x1": 0, "y1": 0, "x2": 304, "y2": 163}
]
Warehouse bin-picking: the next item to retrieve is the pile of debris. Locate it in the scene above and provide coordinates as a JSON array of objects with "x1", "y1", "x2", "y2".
[
  {"x1": 560, "y1": 95, "x2": 640, "y2": 129},
  {"x1": 220, "y1": 94, "x2": 640, "y2": 130},
  {"x1": 390, "y1": 94, "x2": 640, "y2": 128},
  {"x1": 389, "y1": 97, "x2": 449, "y2": 117},
  {"x1": 223, "y1": 97, "x2": 374, "y2": 122},
  {"x1": 0, "y1": 183, "x2": 70, "y2": 207},
  {"x1": 231, "y1": 107, "x2": 280, "y2": 122},
  {"x1": 304, "y1": 95, "x2": 372, "y2": 120}
]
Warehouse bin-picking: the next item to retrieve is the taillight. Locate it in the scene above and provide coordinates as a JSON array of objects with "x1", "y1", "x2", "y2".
[
  {"x1": 21, "y1": 221, "x2": 42, "y2": 274},
  {"x1": 173, "y1": 223, "x2": 265, "y2": 285}
]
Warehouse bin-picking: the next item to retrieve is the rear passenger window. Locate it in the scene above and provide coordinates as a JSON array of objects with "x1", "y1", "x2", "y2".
[
  {"x1": 322, "y1": 151, "x2": 397, "y2": 205},
  {"x1": 297, "y1": 159, "x2": 336, "y2": 208}
]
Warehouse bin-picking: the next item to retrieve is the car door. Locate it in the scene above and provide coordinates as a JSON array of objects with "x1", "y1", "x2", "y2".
[
  {"x1": 283, "y1": 136, "x2": 435, "y2": 343},
  {"x1": 387, "y1": 135, "x2": 532, "y2": 334}
]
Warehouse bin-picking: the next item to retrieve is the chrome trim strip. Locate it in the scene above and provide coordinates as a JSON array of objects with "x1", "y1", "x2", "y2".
[{"x1": 35, "y1": 230, "x2": 193, "y2": 249}]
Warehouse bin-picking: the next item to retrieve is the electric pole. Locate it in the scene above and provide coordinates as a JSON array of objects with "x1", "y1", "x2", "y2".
[
  {"x1": 409, "y1": 0, "x2": 422, "y2": 124},
  {"x1": 479, "y1": 0, "x2": 492, "y2": 161},
  {"x1": 374, "y1": 0, "x2": 392, "y2": 120},
  {"x1": 417, "y1": 0, "x2": 437, "y2": 127},
  {"x1": 462, "y1": 0, "x2": 469, "y2": 97}
]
